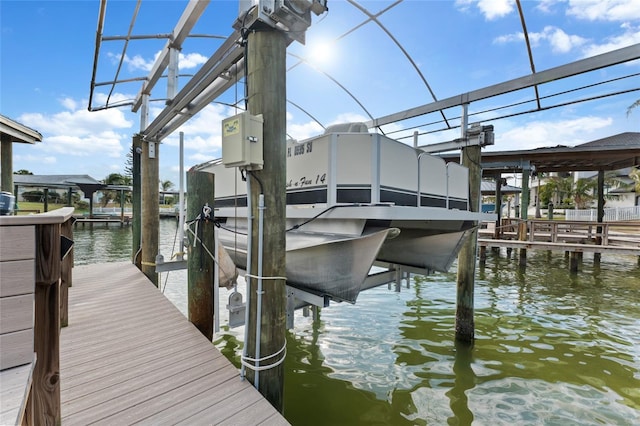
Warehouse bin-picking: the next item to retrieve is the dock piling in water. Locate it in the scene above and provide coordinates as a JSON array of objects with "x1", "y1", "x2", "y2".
[
  {"x1": 455, "y1": 116, "x2": 480, "y2": 343},
  {"x1": 186, "y1": 169, "x2": 215, "y2": 341}
]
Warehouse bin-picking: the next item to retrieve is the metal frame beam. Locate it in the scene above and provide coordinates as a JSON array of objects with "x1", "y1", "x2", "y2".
[
  {"x1": 367, "y1": 44, "x2": 640, "y2": 128},
  {"x1": 143, "y1": 33, "x2": 244, "y2": 140},
  {"x1": 131, "y1": 0, "x2": 211, "y2": 113}
]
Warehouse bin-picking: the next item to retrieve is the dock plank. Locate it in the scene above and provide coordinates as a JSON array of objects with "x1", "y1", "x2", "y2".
[{"x1": 60, "y1": 261, "x2": 288, "y2": 425}]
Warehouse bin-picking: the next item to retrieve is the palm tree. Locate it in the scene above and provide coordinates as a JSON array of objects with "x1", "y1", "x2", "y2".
[
  {"x1": 573, "y1": 178, "x2": 597, "y2": 209},
  {"x1": 541, "y1": 175, "x2": 574, "y2": 207},
  {"x1": 628, "y1": 99, "x2": 640, "y2": 116},
  {"x1": 629, "y1": 167, "x2": 640, "y2": 193},
  {"x1": 101, "y1": 173, "x2": 126, "y2": 207},
  {"x1": 160, "y1": 179, "x2": 174, "y2": 205}
]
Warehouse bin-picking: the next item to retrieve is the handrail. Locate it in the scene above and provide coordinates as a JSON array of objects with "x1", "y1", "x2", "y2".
[
  {"x1": 0, "y1": 207, "x2": 75, "y2": 226},
  {"x1": 0, "y1": 207, "x2": 75, "y2": 424}
]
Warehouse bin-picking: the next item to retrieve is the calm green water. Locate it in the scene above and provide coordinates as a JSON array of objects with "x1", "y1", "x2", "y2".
[{"x1": 73, "y1": 221, "x2": 640, "y2": 425}]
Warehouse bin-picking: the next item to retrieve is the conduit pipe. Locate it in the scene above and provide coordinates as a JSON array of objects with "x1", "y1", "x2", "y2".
[
  {"x1": 241, "y1": 173, "x2": 253, "y2": 379},
  {"x1": 255, "y1": 193, "x2": 265, "y2": 389}
]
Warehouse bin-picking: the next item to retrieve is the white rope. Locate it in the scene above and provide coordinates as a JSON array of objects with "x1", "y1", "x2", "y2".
[
  {"x1": 240, "y1": 340, "x2": 287, "y2": 372},
  {"x1": 244, "y1": 273, "x2": 287, "y2": 281}
]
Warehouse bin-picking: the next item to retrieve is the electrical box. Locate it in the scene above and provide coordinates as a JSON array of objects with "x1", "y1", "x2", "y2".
[{"x1": 221, "y1": 112, "x2": 264, "y2": 170}]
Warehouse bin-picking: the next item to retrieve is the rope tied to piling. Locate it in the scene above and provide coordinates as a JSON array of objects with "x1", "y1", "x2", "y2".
[{"x1": 240, "y1": 340, "x2": 287, "y2": 374}]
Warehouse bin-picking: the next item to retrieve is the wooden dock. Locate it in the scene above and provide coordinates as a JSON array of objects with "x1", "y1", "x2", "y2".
[
  {"x1": 478, "y1": 219, "x2": 640, "y2": 270},
  {"x1": 60, "y1": 262, "x2": 288, "y2": 425}
]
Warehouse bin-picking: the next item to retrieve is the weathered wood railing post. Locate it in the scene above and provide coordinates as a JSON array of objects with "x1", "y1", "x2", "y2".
[
  {"x1": 186, "y1": 169, "x2": 215, "y2": 340},
  {"x1": 33, "y1": 222, "x2": 62, "y2": 424},
  {"x1": 1, "y1": 207, "x2": 73, "y2": 425},
  {"x1": 60, "y1": 217, "x2": 74, "y2": 328}
]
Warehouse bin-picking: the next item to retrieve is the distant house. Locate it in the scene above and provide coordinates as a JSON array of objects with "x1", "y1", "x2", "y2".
[{"x1": 529, "y1": 133, "x2": 639, "y2": 211}]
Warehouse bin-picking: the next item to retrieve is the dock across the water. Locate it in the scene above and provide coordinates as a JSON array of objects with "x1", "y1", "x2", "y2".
[
  {"x1": 60, "y1": 262, "x2": 288, "y2": 425},
  {"x1": 478, "y1": 219, "x2": 640, "y2": 269}
]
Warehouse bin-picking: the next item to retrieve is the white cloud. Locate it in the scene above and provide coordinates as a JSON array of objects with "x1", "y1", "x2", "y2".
[
  {"x1": 60, "y1": 97, "x2": 77, "y2": 111},
  {"x1": 536, "y1": 0, "x2": 561, "y2": 14},
  {"x1": 455, "y1": 0, "x2": 514, "y2": 20},
  {"x1": 19, "y1": 108, "x2": 132, "y2": 139},
  {"x1": 287, "y1": 120, "x2": 324, "y2": 141},
  {"x1": 494, "y1": 26, "x2": 588, "y2": 54},
  {"x1": 180, "y1": 53, "x2": 208, "y2": 69},
  {"x1": 107, "y1": 50, "x2": 208, "y2": 73},
  {"x1": 329, "y1": 112, "x2": 370, "y2": 126},
  {"x1": 546, "y1": 27, "x2": 588, "y2": 53},
  {"x1": 14, "y1": 154, "x2": 57, "y2": 164},
  {"x1": 164, "y1": 104, "x2": 231, "y2": 152},
  {"x1": 17, "y1": 96, "x2": 133, "y2": 160},
  {"x1": 581, "y1": 23, "x2": 640, "y2": 57},
  {"x1": 493, "y1": 116, "x2": 613, "y2": 150},
  {"x1": 567, "y1": 0, "x2": 640, "y2": 21}
]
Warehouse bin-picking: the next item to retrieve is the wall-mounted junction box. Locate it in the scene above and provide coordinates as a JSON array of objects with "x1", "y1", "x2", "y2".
[{"x1": 221, "y1": 112, "x2": 264, "y2": 170}]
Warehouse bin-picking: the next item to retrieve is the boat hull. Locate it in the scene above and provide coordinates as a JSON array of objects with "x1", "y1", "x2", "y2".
[{"x1": 218, "y1": 228, "x2": 394, "y2": 303}]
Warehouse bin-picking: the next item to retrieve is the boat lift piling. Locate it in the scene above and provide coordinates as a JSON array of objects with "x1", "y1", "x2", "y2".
[
  {"x1": 244, "y1": 27, "x2": 288, "y2": 412},
  {"x1": 455, "y1": 106, "x2": 483, "y2": 344},
  {"x1": 141, "y1": 137, "x2": 159, "y2": 286}
]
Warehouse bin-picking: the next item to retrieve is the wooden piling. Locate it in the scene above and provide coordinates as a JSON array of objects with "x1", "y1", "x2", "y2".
[
  {"x1": 455, "y1": 143, "x2": 480, "y2": 343},
  {"x1": 494, "y1": 174, "x2": 502, "y2": 240},
  {"x1": 569, "y1": 251, "x2": 579, "y2": 273},
  {"x1": 594, "y1": 170, "x2": 604, "y2": 264},
  {"x1": 141, "y1": 137, "x2": 159, "y2": 286},
  {"x1": 518, "y1": 221, "x2": 527, "y2": 267},
  {"x1": 132, "y1": 134, "x2": 142, "y2": 268},
  {"x1": 245, "y1": 28, "x2": 288, "y2": 410},
  {"x1": 1, "y1": 133, "x2": 13, "y2": 193},
  {"x1": 186, "y1": 169, "x2": 215, "y2": 341}
]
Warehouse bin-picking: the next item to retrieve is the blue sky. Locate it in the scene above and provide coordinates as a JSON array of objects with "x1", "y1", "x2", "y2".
[{"x1": 1, "y1": 0, "x2": 639, "y2": 187}]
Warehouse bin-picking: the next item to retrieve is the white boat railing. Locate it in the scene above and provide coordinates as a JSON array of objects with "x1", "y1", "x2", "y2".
[
  {"x1": 93, "y1": 206, "x2": 133, "y2": 214},
  {"x1": 565, "y1": 206, "x2": 640, "y2": 222},
  {"x1": 92, "y1": 206, "x2": 179, "y2": 215}
]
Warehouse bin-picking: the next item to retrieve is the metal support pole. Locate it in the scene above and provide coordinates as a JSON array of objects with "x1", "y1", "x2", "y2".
[{"x1": 167, "y1": 47, "x2": 179, "y2": 102}]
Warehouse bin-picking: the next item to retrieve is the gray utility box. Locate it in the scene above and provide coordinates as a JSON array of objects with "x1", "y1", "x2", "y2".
[{"x1": 221, "y1": 112, "x2": 264, "y2": 170}]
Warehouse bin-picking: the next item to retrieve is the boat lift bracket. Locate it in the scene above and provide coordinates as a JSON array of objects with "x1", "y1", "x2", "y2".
[{"x1": 418, "y1": 124, "x2": 494, "y2": 154}]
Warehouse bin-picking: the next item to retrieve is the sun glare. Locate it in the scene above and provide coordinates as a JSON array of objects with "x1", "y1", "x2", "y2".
[{"x1": 307, "y1": 41, "x2": 334, "y2": 67}]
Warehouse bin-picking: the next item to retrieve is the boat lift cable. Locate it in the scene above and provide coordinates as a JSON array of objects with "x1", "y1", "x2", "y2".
[
  {"x1": 105, "y1": 0, "x2": 142, "y2": 109},
  {"x1": 401, "y1": 86, "x2": 640, "y2": 140},
  {"x1": 285, "y1": 203, "x2": 388, "y2": 232},
  {"x1": 288, "y1": 52, "x2": 379, "y2": 133},
  {"x1": 286, "y1": 0, "x2": 402, "y2": 74},
  {"x1": 516, "y1": 0, "x2": 541, "y2": 110},
  {"x1": 287, "y1": 100, "x2": 326, "y2": 130},
  {"x1": 346, "y1": 0, "x2": 451, "y2": 130}
]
